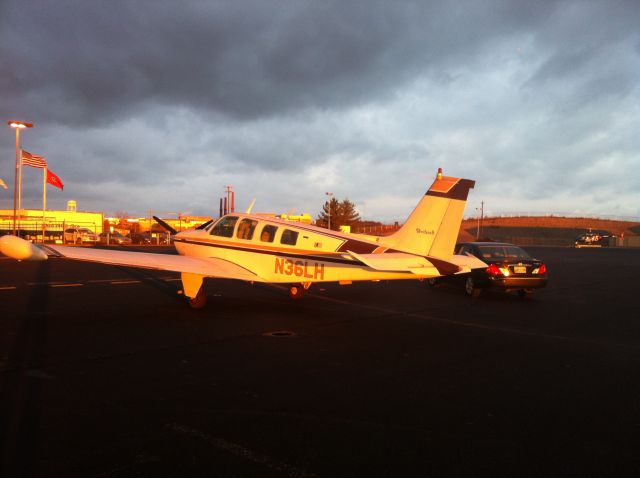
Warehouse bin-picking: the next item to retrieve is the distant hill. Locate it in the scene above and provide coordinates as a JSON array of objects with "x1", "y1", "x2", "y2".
[{"x1": 458, "y1": 216, "x2": 640, "y2": 246}]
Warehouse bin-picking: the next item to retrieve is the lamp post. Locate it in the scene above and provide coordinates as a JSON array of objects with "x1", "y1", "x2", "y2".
[
  {"x1": 475, "y1": 201, "x2": 484, "y2": 239},
  {"x1": 325, "y1": 192, "x2": 333, "y2": 230},
  {"x1": 8, "y1": 121, "x2": 33, "y2": 236}
]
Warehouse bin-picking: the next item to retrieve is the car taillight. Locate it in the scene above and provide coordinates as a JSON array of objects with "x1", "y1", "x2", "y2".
[
  {"x1": 533, "y1": 264, "x2": 547, "y2": 275},
  {"x1": 486, "y1": 264, "x2": 502, "y2": 276}
]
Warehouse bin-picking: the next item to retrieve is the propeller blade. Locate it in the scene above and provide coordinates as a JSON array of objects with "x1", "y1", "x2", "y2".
[
  {"x1": 196, "y1": 219, "x2": 214, "y2": 230},
  {"x1": 153, "y1": 216, "x2": 178, "y2": 235}
]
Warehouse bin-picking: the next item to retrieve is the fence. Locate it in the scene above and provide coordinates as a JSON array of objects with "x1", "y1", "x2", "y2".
[{"x1": 0, "y1": 218, "x2": 101, "y2": 243}]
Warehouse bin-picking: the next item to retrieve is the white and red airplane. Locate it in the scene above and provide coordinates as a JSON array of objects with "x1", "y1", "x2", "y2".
[{"x1": 0, "y1": 169, "x2": 486, "y2": 308}]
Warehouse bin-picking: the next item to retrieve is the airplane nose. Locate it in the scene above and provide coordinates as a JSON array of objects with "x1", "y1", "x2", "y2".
[{"x1": 0, "y1": 235, "x2": 48, "y2": 261}]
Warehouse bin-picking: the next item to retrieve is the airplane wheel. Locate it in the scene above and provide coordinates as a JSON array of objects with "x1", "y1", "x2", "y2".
[
  {"x1": 289, "y1": 284, "x2": 305, "y2": 300},
  {"x1": 188, "y1": 286, "x2": 207, "y2": 309}
]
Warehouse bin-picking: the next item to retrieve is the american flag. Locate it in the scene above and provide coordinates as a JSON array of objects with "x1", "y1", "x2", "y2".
[{"x1": 21, "y1": 150, "x2": 48, "y2": 169}]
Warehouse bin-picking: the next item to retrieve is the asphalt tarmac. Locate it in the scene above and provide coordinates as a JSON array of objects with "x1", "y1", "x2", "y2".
[{"x1": 1, "y1": 246, "x2": 640, "y2": 477}]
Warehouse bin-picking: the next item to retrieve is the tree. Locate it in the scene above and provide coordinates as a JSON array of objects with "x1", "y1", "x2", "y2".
[
  {"x1": 316, "y1": 198, "x2": 361, "y2": 230},
  {"x1": 115, "y1": 211, "x2": 131, "y2": 231}
]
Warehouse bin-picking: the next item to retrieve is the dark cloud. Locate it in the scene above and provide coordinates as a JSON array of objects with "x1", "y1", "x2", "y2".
[
  {"x1": 1, "y1": 0, "x2": 638, "y2": 218},
  {"x1": 0, "y1": 0, "x2": 564, "y2": 126}
]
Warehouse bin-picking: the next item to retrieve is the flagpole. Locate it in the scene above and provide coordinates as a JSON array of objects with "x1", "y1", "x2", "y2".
[
  {"x1": 18, "y1": 146, "x2": 23, "y2": 221},
  {"x1": 42, "y1": 166, "x2": 47, "y2": 243}
]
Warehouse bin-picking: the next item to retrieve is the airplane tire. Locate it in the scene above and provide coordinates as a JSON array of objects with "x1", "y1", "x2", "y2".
[
  {"x1": 188, "y1": 286, "x2": 207, "y2": 309},
  {"x1": 289, "y1": 284, "x2": 305, "y2": 300}
]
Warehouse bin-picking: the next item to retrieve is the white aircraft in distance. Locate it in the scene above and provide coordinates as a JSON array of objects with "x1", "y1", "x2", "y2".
[{"x1": 0, "y1": 169, "x2": 486, "y2": 308}]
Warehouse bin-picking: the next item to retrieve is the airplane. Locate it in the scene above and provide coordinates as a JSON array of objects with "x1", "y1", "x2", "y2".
[{"x1": 0, "y1": 169, "x2": 486, "y2": 308}]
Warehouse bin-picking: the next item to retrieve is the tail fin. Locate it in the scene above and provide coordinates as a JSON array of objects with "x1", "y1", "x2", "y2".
[{"x1": 383, "y1": 169, "x2": 475, "y2": 259}]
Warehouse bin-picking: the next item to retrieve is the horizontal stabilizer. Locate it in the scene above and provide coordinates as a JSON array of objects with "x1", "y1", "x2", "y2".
[
  {"x1": 448, "y1": 253, "x2": 488, "y2": 273},
  {"x1": 347, "y1": 250, "x2": 459, "y2": 276}
]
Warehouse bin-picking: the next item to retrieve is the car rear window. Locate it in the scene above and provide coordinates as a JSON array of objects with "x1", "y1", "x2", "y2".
[{"x1": 477, "y1": 245, "x2": 531, "y2": 260}]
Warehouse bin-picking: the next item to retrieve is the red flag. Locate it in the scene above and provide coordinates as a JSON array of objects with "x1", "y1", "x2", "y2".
[
  {"x1": 21, "y1": 150, "x2": 48, "y2": 168},
  {"x1": 46, "y1": 169, "x2": 64, "y2": 190}
]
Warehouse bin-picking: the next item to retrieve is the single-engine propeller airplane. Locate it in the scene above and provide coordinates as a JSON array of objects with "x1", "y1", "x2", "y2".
[{"x1": 0, "y1": 169, "x2": 486, "y2": 308}]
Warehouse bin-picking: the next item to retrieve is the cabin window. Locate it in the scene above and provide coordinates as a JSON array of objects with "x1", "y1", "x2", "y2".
[
  {"x1": 260, "y1": 225, "x2": 278, "y2": 243},
  {"x1": 209, "y1": 216, "x2": 238, "y2": 238},
  {"x1": 236, "y1": 219, "x2": 258, "y2": 240},
  {"x1": 281, "y1": 229, "x2": 299, "y2": 246}
]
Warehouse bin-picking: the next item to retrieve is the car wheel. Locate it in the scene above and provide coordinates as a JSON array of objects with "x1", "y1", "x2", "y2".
[
  {"x1": 517, "y1": 289, "x2": 531, "y2": 299},
  {"x1": 465, "y1": 277, "x2": 481, "y2": 298}
]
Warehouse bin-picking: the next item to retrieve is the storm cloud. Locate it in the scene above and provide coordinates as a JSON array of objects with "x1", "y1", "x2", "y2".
[{"x1": 1, "y1": 0, "x2": 638, "y2": 220}]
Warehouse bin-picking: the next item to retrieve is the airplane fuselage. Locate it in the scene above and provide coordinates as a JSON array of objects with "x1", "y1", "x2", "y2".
[{"x1": 173, "y1": 213, "x2": 426, "y2": 284}]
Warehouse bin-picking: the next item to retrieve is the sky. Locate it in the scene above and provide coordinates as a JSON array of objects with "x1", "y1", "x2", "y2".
[{"x1": 1, "y1": 0, "x2": 638, "y2": 222}]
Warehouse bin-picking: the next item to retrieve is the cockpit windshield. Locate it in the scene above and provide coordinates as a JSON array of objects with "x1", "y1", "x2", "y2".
[{"x1": 209, "y1": 216, "x2": 238, "y2": 237}]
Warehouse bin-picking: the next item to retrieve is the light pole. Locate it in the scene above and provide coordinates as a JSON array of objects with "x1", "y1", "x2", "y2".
[
  {"x1": 325, "y1": 192, "x2": 333, "y2": 230},
  {"x1": 475, "y1": 201, "x2": 484, "y2": 239},
  {"x1": 8, "y1": 121, "x2": 33, "y2": 236}
]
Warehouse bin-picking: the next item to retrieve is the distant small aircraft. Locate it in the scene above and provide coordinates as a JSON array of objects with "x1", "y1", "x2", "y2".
[{"x1": 0, "y1": 169, "x2": 486, "y2": 308}]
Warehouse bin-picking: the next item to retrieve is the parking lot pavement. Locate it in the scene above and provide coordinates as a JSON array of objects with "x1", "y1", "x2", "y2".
[{"x1": 1, "y1": 246, "x2": 639, "y2": 476}]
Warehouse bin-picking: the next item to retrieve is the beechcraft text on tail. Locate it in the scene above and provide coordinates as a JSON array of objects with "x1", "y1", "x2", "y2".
[{"x1": 0, "y1": 169, "x2": 486, "y2": 309}]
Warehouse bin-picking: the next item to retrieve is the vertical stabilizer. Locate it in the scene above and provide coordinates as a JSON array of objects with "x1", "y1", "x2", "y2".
[{"x1": 383, "y1": 169, "x2": 475, "y2": 259}]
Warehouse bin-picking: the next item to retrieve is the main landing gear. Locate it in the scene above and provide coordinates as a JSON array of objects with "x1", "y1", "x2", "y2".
[
  {"x1": 288, "y1": 283, "x2": 311, "y2": 300},
  {"x1": 181, "y1": 272, "x2": 207, "y2": 309},
  {"x1": 187, "y1": 285, "x2": 207, "y2": 309}
]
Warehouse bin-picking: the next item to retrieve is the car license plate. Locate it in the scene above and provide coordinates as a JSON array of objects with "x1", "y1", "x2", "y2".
[{"x1": 513, "y1": 266, "x2": 527, "y2": 274}]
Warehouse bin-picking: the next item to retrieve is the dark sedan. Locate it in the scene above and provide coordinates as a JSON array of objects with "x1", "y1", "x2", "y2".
[
  {"x1": 430, "y1": 242, "x2": 548, "y2": 298},
  {"x1": 98, "y1": 232, "x2": 132, "y2": 245},
  {"x1": 130, "y1": 232, "x2": 153, "y2": 245}
]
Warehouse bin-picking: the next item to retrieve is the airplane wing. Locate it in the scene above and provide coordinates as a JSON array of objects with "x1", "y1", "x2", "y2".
[{"x1": 40, "y1": 244, "x2": 258, "y2": 281}]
